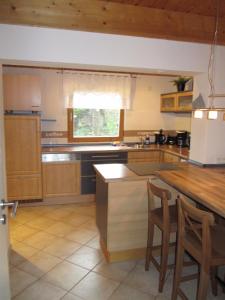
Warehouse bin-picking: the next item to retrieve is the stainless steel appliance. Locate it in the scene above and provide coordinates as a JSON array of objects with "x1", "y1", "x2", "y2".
[
  {"x1": 155, "y1": 129, "x2": 167, "y2": 145},
  {"x1": 176, "y1": 131, "x2": 189, "y2": 147}
]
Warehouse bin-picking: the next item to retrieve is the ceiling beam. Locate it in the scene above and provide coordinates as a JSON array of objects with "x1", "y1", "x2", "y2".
[{"x1": 0, "y1": 0, "x2": 224, "y2": 45}]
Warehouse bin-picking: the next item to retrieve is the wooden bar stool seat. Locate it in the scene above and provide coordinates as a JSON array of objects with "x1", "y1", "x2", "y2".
[
  {"x1": 172, "y1": 196, "x2": 225, "y2": 300},
  {"x1": 145, "y1": 180, "x2": 177, "y2": 293},
  {"x1": 152, "y1": 205, "x2": 178, "y2": 232}
]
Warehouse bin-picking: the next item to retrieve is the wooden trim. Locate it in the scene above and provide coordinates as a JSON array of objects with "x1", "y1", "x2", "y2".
[
  {"x1": 67, "y1": 108, "x2": 124, "y2": 143},
  {"x1": 100, "y1": 238, "x2": 174, "y2": 262},
  {"x1": 3, "y1": 64, "x2": 179, "y2": 78}
]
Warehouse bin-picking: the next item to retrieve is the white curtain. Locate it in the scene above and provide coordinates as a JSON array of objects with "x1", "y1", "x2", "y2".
[{"x1": 63, "y1": 72, "x2": 136, "y2": 109}]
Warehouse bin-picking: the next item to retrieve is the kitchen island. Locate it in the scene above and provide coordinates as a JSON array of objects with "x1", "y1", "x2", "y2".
[{"x1": 94, "y1": 162, "x2": 225, "y2": 262}]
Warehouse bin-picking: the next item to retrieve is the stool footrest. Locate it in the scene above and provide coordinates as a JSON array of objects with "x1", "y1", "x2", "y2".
[{"x1": 180, "y1": 273, "x2": 198, "y2": 282}]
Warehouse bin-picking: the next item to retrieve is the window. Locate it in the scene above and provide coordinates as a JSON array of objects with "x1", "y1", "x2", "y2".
[{"x1": 68, "y1": 108, "x2": 124, "y2": 142}]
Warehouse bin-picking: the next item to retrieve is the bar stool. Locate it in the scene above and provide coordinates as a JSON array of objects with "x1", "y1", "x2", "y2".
[
  {"x1": 145, "y1": 180, "x2": 178, "y2": 292},
  {"x1": 172, "y1": 196, "x2": 225, "y2": 300}
]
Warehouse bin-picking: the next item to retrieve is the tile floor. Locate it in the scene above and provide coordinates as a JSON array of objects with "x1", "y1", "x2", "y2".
[{"x1": 9, "y1": 203, "x2": 225, "y2": 300}]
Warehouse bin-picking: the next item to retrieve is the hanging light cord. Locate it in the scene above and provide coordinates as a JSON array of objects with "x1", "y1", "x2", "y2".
[{"x1": 208, "y1": 0, "x2": 220, "y2": 108}]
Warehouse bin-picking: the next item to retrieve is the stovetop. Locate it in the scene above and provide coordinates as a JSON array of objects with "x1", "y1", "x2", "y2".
[{"x1": 126, "y1": 162, "x2": 179, "y2": 176}]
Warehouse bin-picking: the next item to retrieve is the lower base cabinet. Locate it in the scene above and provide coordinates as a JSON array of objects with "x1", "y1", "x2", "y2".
[
  {"x1": 7, "y1": 175, "x2": 42, "y2": 200},
  {"x1": 42, "y1": 162, "x2": 80, "y2": 197}
]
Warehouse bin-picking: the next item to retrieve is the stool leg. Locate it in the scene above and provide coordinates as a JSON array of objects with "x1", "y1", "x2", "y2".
[
  {"x1": 197, "y1": 267, "x2": 210, "y2": 300},
  {"x1": 172, "y1": 242, "x2": 184, "y2": 300},
  {"x1": 145, "y1": 221, "x2": 154, "y2": 271},
  {"x1": 210, "y1": 267, "x2": 218, "y2": 296},
  {"x1": 159, "y1": 232, "x2": 169, "y2": 292}
]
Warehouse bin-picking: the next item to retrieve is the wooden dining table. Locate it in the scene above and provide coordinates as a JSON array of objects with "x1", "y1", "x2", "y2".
[{"x1": 157, "y1": 163, "x2": 225, "y2": 219}]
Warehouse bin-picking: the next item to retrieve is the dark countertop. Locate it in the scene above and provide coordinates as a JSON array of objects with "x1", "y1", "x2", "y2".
[{"x1": 42, "y1": 144, "x2": 189, "y2": 160}]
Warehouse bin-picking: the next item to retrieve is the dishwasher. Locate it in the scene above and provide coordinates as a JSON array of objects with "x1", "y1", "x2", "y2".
[{"x1": 81, "y1": 151, "x2": 128, "y2": 194}]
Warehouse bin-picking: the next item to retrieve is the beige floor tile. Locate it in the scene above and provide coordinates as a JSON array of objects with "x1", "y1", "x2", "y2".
[
  {"x1": 42, "y1": 261, "x2": 89, "y2": 290},
  {"x1": 70, "y1": 272, "x2": 119, "y2": 300},
  {"x1": 63, "y1": 213, "x2": 93, "y2": 227},
  {"x1": 10, "y1": 267, "x2": 37, "y2": 297},
  {"x1": 10, "y1": 225, "x2": 38, "y2": 242},
  {"x1": 69, "y1": 205, "x2": 96, "y2": 217},
  {"x1": 43, "y1": 238, "x2": 82, "y2": 259},
  {"x1": 66, "y1": 245, "x2": 103, "y2": 270},
  {"x1": 109, "y1": 284, "x2": 155, "y2": 300},
  {"x1": 124, "y1": 264, "x2": 161, "y2": 296},
  {"x1": 23, "y1": 231, "x2": 57, "y2": 250},
  {"x1": 86, "y1": 236, "x2": 101, "y2": 250},
  {"x1": 44, "y1": 221, "x2": 75, "y2": 237},
  {"x1": 44, "y1": 207, "x2": 73, "y2": 221},
  {"x1": 26, "y1": 216, "x2": 56, "y2": 230},
  {"x1": 15, "y1": 210, "x2": 41, "y2": 224},
  {"x1": 61, "y1": 293, "x2": 83, "y2": 300},
  {"x1": 10, "y1": 242, "x2": 39, "y2": 266},
  {"x1": 80, "y1": 218, "x2": 98, "y2": 231},
  {"x1": 93, "y1": 259, "x2": 136, "y2": 282},
  {"x1": 66, "y1": 228, "x2": 97, "y2": 244},
  {"x1": 17, "y1": 252, "x2": 62, "y2": 278},
  {"x1": 13, "y1": 279, "x2": 67, "y2": 300}
]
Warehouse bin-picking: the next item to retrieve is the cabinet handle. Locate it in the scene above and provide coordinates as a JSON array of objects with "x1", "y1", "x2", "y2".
[
  {"x1": 31, "y1": 105, "x2": 40, "y2": 107},
  {"x1": 91, "y1": 178, "x2": 96, "y2": 182},
  {"x1": 91, "y1": 155, "x2": 120, "y2": 159}
]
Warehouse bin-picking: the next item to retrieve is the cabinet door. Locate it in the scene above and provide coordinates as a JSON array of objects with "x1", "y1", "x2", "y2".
[
  {"x1": 42, "y1": 162, "x2": 81, "y2": 197},
  {"x1": 7, "y1": 175, "x2": 42, "y2": 200},
  {"x1": 160, "y1": 94, "x2": 176, "y2": 112},
  {"x1": 3, "y1": 74, "x2": 41, "y2": 111},
  {"x1": 128, "y1": 151, "x2": 160, "y2": 163},
  {"x1": 176, "y1": 92, "x2": 193, "y2": 112},
  {"x1": 4, "y1": 115, "x2": 41, "y2": 175}
]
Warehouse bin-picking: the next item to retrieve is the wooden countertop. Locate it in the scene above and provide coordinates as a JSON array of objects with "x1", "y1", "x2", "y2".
[
  {"x1": 157, "y1": 165, "x2": 225, "y2": 218},
  {"x1": 42, "y1": 144, "x2": 189, "y2": 160}
]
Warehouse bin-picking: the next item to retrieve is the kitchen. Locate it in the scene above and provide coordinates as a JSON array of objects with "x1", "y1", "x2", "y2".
[{"x1": 1, "y1": 1, "x2": 225, "y2": 300}]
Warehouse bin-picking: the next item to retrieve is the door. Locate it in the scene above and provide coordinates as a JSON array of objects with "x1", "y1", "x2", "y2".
[{"x1": 0, "y1": 65, "x2": 11, "y2": 299}]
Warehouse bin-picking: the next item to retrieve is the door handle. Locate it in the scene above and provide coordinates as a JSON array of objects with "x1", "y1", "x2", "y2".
[{"x1": 0, "y1": 199, "x2": 19, "y2": 218}]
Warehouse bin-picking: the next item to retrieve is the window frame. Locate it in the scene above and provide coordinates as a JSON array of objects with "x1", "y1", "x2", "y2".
[{"x1": 67, "y1": 108, "x2": 124, "y2": 143}]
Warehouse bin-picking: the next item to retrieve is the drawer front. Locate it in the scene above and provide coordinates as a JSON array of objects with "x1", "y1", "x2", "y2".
[
  {"x1": 81, "y1": 176, "x2": 96, "y2": 194},
  {"x1": 81, "y1": 159, "x2": 127, "y2": 176},
  {"x1": 81, "y1": 151, "x2": 128, "y2": 161}
]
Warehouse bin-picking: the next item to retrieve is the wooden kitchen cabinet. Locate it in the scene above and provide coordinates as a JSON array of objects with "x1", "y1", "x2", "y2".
[
  {"x1": 3, "y1": 74, "x2": 41, "y2": 111},
  {"x1": 42, "y1": 162, "x2": 81, "y2": 197},
  {"x1": 163, "y1": 152, "x2": 181, "y2": 163},
  {"x1": 4, "y1": 115, "x2": 42, "y2": 200},
  {"x1": 128, "y1": 150, "x2": 161, "y2": 163},
  {"x1": 160, "y1": 91, "x2": 192, "y2": 113}
]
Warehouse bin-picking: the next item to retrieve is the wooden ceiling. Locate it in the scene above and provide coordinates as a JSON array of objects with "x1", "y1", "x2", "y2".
[{"x1": 0, "y1": 0, "x2": 225, "y2": 45}]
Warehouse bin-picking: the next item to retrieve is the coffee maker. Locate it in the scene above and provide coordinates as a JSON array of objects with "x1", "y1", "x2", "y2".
[
  {"x1": 176, "y1": 131, "x2": 188, "y2": 147},
  {"x1": 155, "y1": 129, "x2": 167, "y2": 145}
]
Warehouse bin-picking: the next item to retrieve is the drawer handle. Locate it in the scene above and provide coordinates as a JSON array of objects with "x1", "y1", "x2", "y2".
[{"x1": 91, "y1": 155, "x2": 120, "y2": 158}]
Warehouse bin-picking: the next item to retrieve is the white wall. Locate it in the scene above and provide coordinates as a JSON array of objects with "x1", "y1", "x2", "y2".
[{"x1": 1, "y1": 24, "x2": 225, "y2": 164}]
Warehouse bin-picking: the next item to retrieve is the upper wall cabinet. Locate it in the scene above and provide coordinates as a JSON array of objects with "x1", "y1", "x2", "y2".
[
  {"x1": 3, "y1": 74, "x2": 42, "y2": 111},
  {"x1": 160, "y1": 91, "x2": 192, "y2": 113}
]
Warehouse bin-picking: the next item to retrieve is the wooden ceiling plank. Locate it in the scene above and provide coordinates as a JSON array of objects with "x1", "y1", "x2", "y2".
[{"x1": 0, "y1": 0, "x2": 225, "y2": 45}]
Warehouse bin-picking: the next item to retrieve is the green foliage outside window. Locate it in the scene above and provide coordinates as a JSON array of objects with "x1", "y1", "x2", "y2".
[{"x1": 73, "y1": 109, "x2": 120, "y2": 137}]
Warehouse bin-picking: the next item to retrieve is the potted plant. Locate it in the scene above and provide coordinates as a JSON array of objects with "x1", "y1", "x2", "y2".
[{"x1": 171, "y1": 76, "x2": 191, "y2": 92}]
